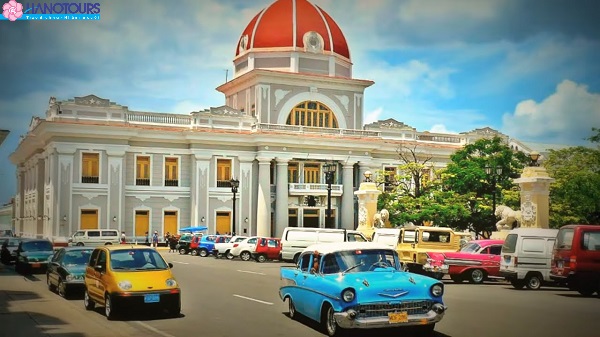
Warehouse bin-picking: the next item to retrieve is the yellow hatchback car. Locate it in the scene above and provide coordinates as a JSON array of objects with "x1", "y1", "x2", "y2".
[{"x1": 83, "y1": 245, "x2": 181, "y2": 319}]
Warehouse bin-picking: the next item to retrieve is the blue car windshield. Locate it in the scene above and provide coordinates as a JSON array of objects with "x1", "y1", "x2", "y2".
[
  {"x1": 328, "y1": 249, "x2": 398, "y2": 274},
  {"x1": 110, "y1": 249, "x2": 169, "y2": 270},
  {"x1": 63, "y1": 250, "x2": 92, "y2": 266},
  {"x1": 22, "y1": 241, "x2": 53, "y2": 252}
]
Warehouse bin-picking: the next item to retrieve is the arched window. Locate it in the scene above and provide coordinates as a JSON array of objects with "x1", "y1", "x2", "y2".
[{"x1": 286, "y1": 101, "x2": 338, "y2": 128}]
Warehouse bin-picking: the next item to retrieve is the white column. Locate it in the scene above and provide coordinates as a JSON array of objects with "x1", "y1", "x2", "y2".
[
  {"x1": 341, "y1": 162, "x2": 356, "y2": 230},
  {"x1": 275, "y1": 158, "x2": 289, "y2": 238},
  {"x1": 256, "y1": 157, "x2": 272, "y2": 237},
  {"x1": 107, "y1": 149, "x2": 125, "y2": 231},
  {"x1": 57, "y1": 149, "x2": 74, "y2": 237},
  {"x1": 240, "y1": 158, "x2": 254, "y2": 235}
]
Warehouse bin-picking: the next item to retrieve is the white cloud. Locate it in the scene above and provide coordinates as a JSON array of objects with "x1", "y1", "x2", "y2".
[
  {"x1": 429, "y1": 124, "x2": 457, "y2": 134},
  {"x1": 502, "y1": 79, "x2": 600, "y2": 144},
  {"x1": 364, "y1": 107, "x2": 383, "y2": 124}
]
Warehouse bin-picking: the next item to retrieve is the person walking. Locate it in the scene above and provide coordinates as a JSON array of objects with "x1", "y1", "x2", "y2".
[
  {"x1": 121, "y1": 231, "x2": 126, "y2": 244},
  {"x1": 144, "y1": 231, "x2": 149, "y2": 246},
  {"x1": 169, "y1": 235, "x2": 178, "y2": 253},
  {"x1": 152, "y1": 231, "x2": 159, "y2": 248}
]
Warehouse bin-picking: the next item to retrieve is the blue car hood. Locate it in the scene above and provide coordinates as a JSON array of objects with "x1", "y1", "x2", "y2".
[{"x1": 327, "y1": 269, "x2": 440, "y2": 302}]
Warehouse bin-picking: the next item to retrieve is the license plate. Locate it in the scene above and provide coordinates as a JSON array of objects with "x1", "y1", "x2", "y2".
[
  {"x1": 31, "y1": 263, "x2": 41, "y2": 268},
  {"x1": 504, "y1": 255, "x2": 511, "y2": 263},
  {"x1": 557, "y1": 260, "x2": 563, "y2": 268},
  {"x1": 144, "y1": 294, "x2": 160, "y2": 303},
  {"x1": 388, "y1": 311, "x2": 408, "y2": 323}
]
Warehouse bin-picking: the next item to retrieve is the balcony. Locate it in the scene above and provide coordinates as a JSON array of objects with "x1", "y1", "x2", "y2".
[
  {"x1": 136, "y1": 178, "x2": 150, "y2": 186},
  {"x1": 165, "y1": 179, "x2": 179, "y2": 187},
  {"x1": 81, "y1": 176, "x2": 99, "y2": 184},
  {"x1": 216, "y1": 180, "x2": 232, "y2": 188},
  {"x1": 288, "y1": 183, "x2": 343, "y2": 196}
]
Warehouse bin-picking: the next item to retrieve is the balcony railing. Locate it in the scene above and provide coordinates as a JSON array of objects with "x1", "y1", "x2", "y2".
[
  {"x1": 216, "y1": 180, "x2": 232, "y2": 188},
  {"x1": 136, "y1": 178, "x2": 150, "y2": 186},
  {"x1": 127, "y1": 112, "x2": 192, "y2": 126},
  {"x1": 288, "y1": 183, "x2": 343, "y2": 196},
  {"x1": 82, "y1": 176, "x2": 99, "y2": 184},
  {"x1": 165, "y1": 179, "x2": 179, "y2": 187}
]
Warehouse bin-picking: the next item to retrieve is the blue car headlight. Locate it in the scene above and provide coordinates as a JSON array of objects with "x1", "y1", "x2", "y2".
[
  {"x1": 342, "y1": 288, "x2": 355, "y2": 302},
  {"x1": 431, "y1": 284, "x2": 444, "y2": 297},
  {"x1": 166, "y1": 278, "x2": 177, "y2": 287},
  {"x1": 118, "y1": 280, "x2": 132, "y2": 290}
]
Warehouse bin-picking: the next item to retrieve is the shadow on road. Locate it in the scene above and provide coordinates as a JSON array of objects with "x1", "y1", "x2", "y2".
[
  {"x1": 280, "y1": 312, "x2": 452, "y2": 337},
  {"x1": 556, "y1": 293, "x2": 599, "y2": 299}
]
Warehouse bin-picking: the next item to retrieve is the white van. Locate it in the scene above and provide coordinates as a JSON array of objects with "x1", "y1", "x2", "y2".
[
  {"x1": 499, "y1": 228, "x2": 559, "y2": 290},
  {"x1": 280, "y1": 227, "x2": 367, "y2": 263},
  {"x1": 68, "y1": 229, "x2": 120, "y2": 247}
]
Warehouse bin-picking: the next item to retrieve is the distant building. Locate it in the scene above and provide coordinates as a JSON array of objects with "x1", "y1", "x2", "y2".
[{"x1": 7, "y1": 0, "x2": 567, "y2": 241}]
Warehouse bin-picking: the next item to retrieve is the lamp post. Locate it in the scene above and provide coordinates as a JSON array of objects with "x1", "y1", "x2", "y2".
[
  {"x1": 230, "y1": 178, "x2": 239, "y2": 235},
  {"x1": 323, "y1": 162, "x2": 336, "y2": 229},
  {"x1": 529, "y1": 151, "x2": 540, "y2": 167},
  {"x1": 485, "y1": 165, "x2": 503, "y2": 218}
]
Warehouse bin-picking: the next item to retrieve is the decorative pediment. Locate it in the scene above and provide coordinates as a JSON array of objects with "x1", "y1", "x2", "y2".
[
  {"x1": 366, "y1": 118, "x2": 415, "y2": 130},
  {"x1": 28, "y1": 116, "x2": 41, "y2": 132},
  {"x1": 73, "y1": 95, "x2": 111, "y2": 107},
  {"x1": 461, "y1": 127, "x2": 503, "y2": 136},
  {"x1": 194, "y1": 105, "x2": 245, "y2": 117}
]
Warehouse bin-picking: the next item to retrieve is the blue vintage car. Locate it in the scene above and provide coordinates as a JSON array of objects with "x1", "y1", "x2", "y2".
[{"x1": 279, "y1": 242, "x2": 447, "y2": 336}]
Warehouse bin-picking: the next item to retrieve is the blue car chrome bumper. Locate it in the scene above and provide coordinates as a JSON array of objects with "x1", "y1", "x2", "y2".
[{"x1": 334, "y1": 304, "x2": 447, "y2": 329}]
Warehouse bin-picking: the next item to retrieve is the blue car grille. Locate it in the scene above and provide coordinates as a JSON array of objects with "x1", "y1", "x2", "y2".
[{"x1": 351, "y1": 300, "x2": 433, "y2": 318}]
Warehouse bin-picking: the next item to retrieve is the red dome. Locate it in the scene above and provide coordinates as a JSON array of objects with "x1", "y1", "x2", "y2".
[{"x1": 235, "y1": 0, "x2": 350, "y2": 60}]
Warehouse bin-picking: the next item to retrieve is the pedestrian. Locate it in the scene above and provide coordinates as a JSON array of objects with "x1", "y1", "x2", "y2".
[
  {"x1": 152, "y1": 231, "x2": 159, "y2": 248},
  {"x1": 144, "y1": 231, "x2": 149, "y2": 246},
  {"x1": 169, "y1": 235, "x2": 178, "y2": 253},
  {"x1": 121, "y1": 231, "x2": 126, "y2": 244}
]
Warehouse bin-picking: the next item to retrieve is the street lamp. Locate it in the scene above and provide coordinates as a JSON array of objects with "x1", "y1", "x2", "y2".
[
  {"x1": 230, "y1": 178, "x2": 239, "y2": 235},
  {"x1": 485, "y1": 165, "x2": 503, "y2": 218},
  {"x1": 323, "y1": 162, "x2": 337, "y2": 229}
]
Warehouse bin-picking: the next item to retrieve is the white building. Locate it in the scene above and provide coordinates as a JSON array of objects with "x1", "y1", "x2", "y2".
[{"x1": 9, "y1": 0, "x2": 533, "y2": 242}]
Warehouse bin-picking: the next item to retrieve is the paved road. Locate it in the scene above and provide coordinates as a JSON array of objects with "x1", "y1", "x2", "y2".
[{"x1": 1, "y1": 252, "x2": 599, "y2": 337}]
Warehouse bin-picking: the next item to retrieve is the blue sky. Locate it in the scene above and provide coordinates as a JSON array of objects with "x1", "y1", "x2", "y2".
[{"x1": 0, "y1": 0, "x2": 599, "y2": 204}]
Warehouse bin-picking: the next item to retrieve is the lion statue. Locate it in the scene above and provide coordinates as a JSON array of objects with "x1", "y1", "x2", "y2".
[
  {"x1": 373, "y1": 209, "x2": 390, "y2": 228},
  {"x1": 495, "y1": 205, "x2": 522, "y2": 231}
]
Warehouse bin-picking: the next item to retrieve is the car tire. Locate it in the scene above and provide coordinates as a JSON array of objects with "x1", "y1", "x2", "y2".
[
  {"x1": 191, "y1": 249, "x2": 199, "y2": 256},
  {"x1": 525, "y1": 274, "x2": 542, "y2": 290},
  {"x1": 292, "y1": 253, "x2": 301, "y2": 264},
  {"x1": 322, "y1": 304, "x2": 343, "y2": 337},
  {"x1": 47, "y1": 274, "x2": 56, "y2": 292},
  {"x1": 84, "y1": 289, "x2": 95, "y2": 310},
  {"x1": 468, "y1": 269, "x2": 485, "y2": 284},
  {"x1": 105, "y1": 294, "x2": 117, "y2": 320},
  {"x1": 510, "y1": 279, "x2": 526, "y2": 290},
  {"x1": 199, "y1": 249, "x2": 208, "y2": 257},
  {"x1": 288, "y1": 297, "x2": 297, "y2": 320},
  {"x1": 577, "y1": 285, "x2": 596, "y2": 297},
  {"x1": 76, "y1": 242, "x2": 84, "y2": 246},
  {"x1": 58, "y1": 279, "x2": 67, "y2": 298},
  {"x1": 179, "y1": 248, "x2": 187, "y2": 255},
  {"x1": 226, "y1": 251, "x2": 234, "y2": 260},
  {"x1": 450, "y1": 275, "x2": 464, "y2": 283},
  {"x1": 256, "y1": 254, "x2": 267, "y2": 263},
  {"x1": 240, "y1": 251, "x2": 251, "y2": 261}
]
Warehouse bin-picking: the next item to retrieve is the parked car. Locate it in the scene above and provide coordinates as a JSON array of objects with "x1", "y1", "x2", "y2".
[
  {"x1": 15, "y1": 239, "x2": 55, "y2": 274},
  {"x1": 194, "y1": 235, "x2": 230, "y2": 257},
  {"x1": 251, "y1": 237, "x2": 281, "y2": 262},
  {"x1": 280, "y1": 227, "x2": 368, "y2": 263},
  {"x1": 1, "y1": 237, "x2": 22, "y2": 264},
  {"x1": 214, "y1": 235, "x2": 248, "y2": 259},
  {"x1": 279, "y1": 242, "x2": 446, "y2": 336},
  {"x1": 424, "y1": 239, "x2": 504, "y2": 283},
  {"x1": 83, "y1": 245, "x2": 181, "y2": 319},
  {"x1": 500, "y1": 228, "x2": 559, "y2": 290},
  {"x1": 229, "y1": 236, "x2": 259, "y2": 261},
  {"x1": 68, "y1": 229, "x2": 120, "y2": 247},
  {"x1": 176, "y1": 234, "x2": 196, "y2": 254},
  {"x1": 47, "y1": 247, "x2": 93, "y2": 298},
  {"x1": 550, "y1": 224, "x2": 600, "y2": 296}
]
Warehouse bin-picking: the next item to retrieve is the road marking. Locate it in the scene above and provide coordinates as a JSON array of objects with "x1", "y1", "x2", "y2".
[
  {"x1": 134, "y1": 321, "x2": 177, "y2": 337},
  {"x1": 233, "y1": 294, "x2": 273, "y2": 305},
  {"x1": 172, "y1": 261, "x2": 189, "y2": 265},
  {"x1": 236, "y1": 269, "x2": 265, "y2": 275}
]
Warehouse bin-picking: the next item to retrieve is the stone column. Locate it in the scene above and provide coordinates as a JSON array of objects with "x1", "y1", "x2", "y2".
[
  {"x1": 275, "y1": 158, "x2": 289, "y2": 238},
  {"x1": 191, "y1": 154, "x2": 211, "y2": 227},
  {"x1": 513, "y1": 166, "x2": 555, "y2": 229},
  {"x1": 57, "y1": 148, "x2": 75, "y2": 237},
  {"x1": 107, "y1": 149, "x2": 125, "y2": 231},
  {"x1": 239, "y1": 157, "x2": 254, "y2": 235},
  {"x1": 256, "y1": 157, "x2": 272, "y2": 237},
  {"x1": 341, "y1": 162, "x2": 356, "y2": 230},
  {"x1": 354, "y1": 180, "x2": 381, "y2": 239}
]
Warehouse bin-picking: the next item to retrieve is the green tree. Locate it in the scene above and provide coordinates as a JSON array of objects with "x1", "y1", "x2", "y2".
[{"x1": 544, "y1": 145, "x2": 600, "y2": 227}]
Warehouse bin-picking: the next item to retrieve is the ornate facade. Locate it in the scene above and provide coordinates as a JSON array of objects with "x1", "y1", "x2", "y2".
[{"x1": 8, "y1": 0, "x2": 527, "y2": 242}]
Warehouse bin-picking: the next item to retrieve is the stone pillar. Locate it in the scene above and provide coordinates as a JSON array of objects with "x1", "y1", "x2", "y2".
[
  {"x1": 354, "y1": 179, "x2": 381, "y2": 240},
  {"x1": 341, "y1": 162, "x2": 356, "y2": 230},
  {"x1": 191, "y1": 154, "x2": 211, "y2": 227},
  {"x1": 57, "y1": 148, "x2": 75, "y2": 237},
  {"x1": 239, "y1": 157, "x2": 254, "y2": 235},
  {"x1": 107, "y1": 149, "x2": 125, "y2": 231},
  {"x1": 513, "y1": 165, "x2": 555, "y2": 229},
  {"x1": 275, "y1": 158, "x2": 289, "y2": 238},
  {"x1": 256, "y1": 157, "x2": 272, "y2": 237}
]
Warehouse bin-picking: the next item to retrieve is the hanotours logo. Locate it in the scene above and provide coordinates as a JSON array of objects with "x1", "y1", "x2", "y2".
[{"x1": 2, "y1": 1, "x2": 101, "y2": 21}]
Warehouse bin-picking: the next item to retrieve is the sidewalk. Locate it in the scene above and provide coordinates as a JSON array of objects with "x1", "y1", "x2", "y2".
[{"x1": 0, "y1": 263, "x2": 162, "y2": 337}]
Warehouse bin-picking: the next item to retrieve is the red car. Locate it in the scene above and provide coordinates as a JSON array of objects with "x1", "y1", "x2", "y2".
[
  {"x1": 425, "y1": 239, "x2": 504, "y2": 283},
  {"x1": 251, "y1": 237, "x2": 281, "y2": 263}
]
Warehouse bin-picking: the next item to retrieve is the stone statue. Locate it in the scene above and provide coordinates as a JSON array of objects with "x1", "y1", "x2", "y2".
[
  {"x1": 495, "y1": 205, "x2": 522, "y2": 231},
  {"x1": 373, "y1": 209, "x2": 390, "y2": 228}
]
